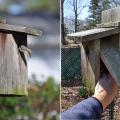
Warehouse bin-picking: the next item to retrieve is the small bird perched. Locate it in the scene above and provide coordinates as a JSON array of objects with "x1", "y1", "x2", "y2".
[{"x1": 19, "y1": 45, "x2": 32, "y2": 59}]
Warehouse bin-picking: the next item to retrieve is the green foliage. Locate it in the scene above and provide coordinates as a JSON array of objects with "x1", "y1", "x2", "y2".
[
  {"x1": 102, "y1": 0, "x2": 110, "y2": 10},
  {"x1": 83, "y1": 78, "x2": 94, "y2": 93},
  {"x1": 79, "y1": 86, "x2": 88, "y2": 98},
  {"x1": 88, "y1": 0, "x2": 110, "y2": 28},
  {"x1": 0, "y1": 77, "x2": 60, "y2": 120},
  {"x1": 79, "y1": 86, "x2": 93, "y2": 98},
  {"x1": 88, "y1": 0, "x2": 102, "y2": 27},
  {"x1": 1, "y1": 0, "x2": 59, "y2": 13},
  {"x1": 27, "y1": 0, "x2": 59, "y2": 12}
]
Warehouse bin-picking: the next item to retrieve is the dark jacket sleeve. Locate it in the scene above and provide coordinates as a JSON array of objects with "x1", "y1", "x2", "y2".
[{"x1": 61, "y1": 97, "x2": 103, "y2": 120}]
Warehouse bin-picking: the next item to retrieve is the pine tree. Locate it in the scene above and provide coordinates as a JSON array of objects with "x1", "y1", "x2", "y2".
[
  {"x1": 102, "y1": 0, "x2": 110, "y2": 10},
  {"x1": 88, "y1": 0, "x2": 110, "y2": 28},
  {"x1": 89, "y1": 0, "x2": 102, "y2": 28}
]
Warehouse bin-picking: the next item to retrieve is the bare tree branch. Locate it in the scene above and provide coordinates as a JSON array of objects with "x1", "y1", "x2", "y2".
[
  {"x1": 64, "y1": 0, "x2": 88, "y2": 33},
  {"x1": 110, "y1": 0, "x2": 120, "y2": 7},
  {"x1": 61, "y1": 0, "x2": 66, "y2": 45},
  {"x1": 77, "y1": 0, "x2": 88, "y2": 16}
]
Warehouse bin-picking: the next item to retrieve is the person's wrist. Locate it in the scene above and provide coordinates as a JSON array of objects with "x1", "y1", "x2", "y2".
[
  {"x1": 93, "y1": 74, "x2": 118, "y2": 110},
  {"x1": 92, "y1": 95, "x2": 103, "y2": 110},
  {"x1": 92, "y1": 93, "x2": 106, "y2": 109}
]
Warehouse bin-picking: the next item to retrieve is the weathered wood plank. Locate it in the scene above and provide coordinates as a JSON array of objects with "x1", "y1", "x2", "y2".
[
  {"x1": 101, "y1": 44, "x2": 120, "y2": 86},
  {"x1": 108, "y1": 34, "x2": 120, "y2": 49},
  {"x1": 81, "y1": 43, "x2": 95, "y2": 92},
  {"x1": 67, "y1": 27, "x2": 120, "y2": 42},
  {"x1": 87, "y1": 40, "x2": 100, "y2": 85},
  {"x1": 102, "y1": 7, "x2": 120, "y2": 23},
  {"x1": 0, "y1": 23, "x2": 42, "y2": 36},
  {"x1": 97, "y1": 22, "x2": 120, "y2": 28},
  {"x1": 0, "y1": 33, "x2": 28, "y2": 95}
]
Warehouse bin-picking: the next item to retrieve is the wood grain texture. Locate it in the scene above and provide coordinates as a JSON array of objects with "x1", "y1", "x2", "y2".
[
  {"x1": 101, "y1": 44, "x2": 120, "y2": 86},
  {"x1": 87, "y1": 40, "x2": 100, "y2": 84},
  {"x1": 102, "y1": 7, "x2": 120, "y2": 23},
  {"x1": 0, "y1": 33, "x2": 28, "y2": 95},
  {"x1": 108, "y1": 34, "x2": 120, "y2": 49},
  {"x1": 67, "y1": 27, "x2": 120, "y2": 42},
  {"x1": 0, "y1": 23, "x2": 42, "y2": 36},
  {"x1": 81, "y1": 43, "x2": 95, "y2": 92}
]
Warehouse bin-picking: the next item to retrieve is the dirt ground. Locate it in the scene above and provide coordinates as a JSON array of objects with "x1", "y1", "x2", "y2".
[
  {"x1": 61, "y1": 86, "x2": 84, "y2": 112},
  {"x1": 61, "y1": 85, "x2": 120, "y2": 120}
]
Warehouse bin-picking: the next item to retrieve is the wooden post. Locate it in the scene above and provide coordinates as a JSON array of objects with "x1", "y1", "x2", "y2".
[
  {"x1": 81, "y1": 40, "x2": 100, "y2": 91},
  {"x1": 87, "y1": 40, "x2": 100, "y2": 84},
  {"x1": 81, "y1": 43, "x2": 95, "y2": 92}
]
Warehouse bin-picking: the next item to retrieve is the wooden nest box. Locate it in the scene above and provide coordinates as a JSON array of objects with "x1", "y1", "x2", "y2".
[
  {"x1": 0, "y1": 18, "x2": 42, "y2": 96},
  {"x1": 67, "y1": 7, "x2": 120, "y2": 91}
]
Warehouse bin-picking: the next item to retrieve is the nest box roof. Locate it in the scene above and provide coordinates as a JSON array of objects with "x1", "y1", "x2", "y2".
[
  {"x1": 0, "y1": 18, "x2": 42, "y2": 36},
  {"x1": 67, "y1": 27, "x2": 120, "y2": 42},
  {"x1": 68, "y1": 7, "x2": 120, "y2": 43}
]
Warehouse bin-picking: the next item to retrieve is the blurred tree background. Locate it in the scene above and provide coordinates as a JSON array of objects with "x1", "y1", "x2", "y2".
[
  {"x1": 0, "y1": 77, "x2": 60, "y2": 120},
  {"x1": 0, "y1": 0, "x2": 59, "y2": 13},
  {"x1": 27, "y1": 0, "x2": 58, "y2": 12}
]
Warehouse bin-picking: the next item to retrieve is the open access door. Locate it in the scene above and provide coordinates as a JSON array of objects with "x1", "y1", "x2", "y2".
[{"x1": 101, "y1": 45, "x2": 120, "y2": 86}]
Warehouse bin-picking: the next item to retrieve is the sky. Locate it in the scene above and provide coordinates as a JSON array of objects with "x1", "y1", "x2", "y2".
[
  {"x1": 28, "y1": 57, "x2": 60, "y2": 83},
  {"x1": 64, "y1": 0, "x2": 90, "y2": 20}
]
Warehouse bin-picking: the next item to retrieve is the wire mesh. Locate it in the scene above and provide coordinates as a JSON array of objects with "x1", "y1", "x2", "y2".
[{"x1": 61, "y1": 47, "x2": 81, "y2": 81}]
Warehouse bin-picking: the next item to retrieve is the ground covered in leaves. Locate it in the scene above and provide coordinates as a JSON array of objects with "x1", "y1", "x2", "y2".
[
  {"x1": 61, "y1": 84, "x2": 120, "y2": 120},
  {"x1": 61, "y1": 86, "x2": 84, "y2": 112}
]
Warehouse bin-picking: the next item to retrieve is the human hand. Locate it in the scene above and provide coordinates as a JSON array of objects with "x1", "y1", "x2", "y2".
[{"x1": 93, "y1": 74, "x2": 118, "y2": 109}]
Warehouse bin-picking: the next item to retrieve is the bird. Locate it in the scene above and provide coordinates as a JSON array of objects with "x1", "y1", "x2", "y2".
[{"x1": 19, "y1": 45, "x2": 32, "y2": 59}]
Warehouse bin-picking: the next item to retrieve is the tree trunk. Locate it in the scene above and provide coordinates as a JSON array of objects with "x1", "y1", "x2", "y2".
[
  {"x1": 73, "y1": 0, "x2": 78, "y2": 32},
  {"x1": 61, "y1": 0, "x2": 66, "y2": 45}
]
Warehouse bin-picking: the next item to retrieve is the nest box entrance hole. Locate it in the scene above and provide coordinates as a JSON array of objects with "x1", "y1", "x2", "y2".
[
  {"x1": 85, "y1": 45, "x2": 90, "y2": 59},
  {"x1": 12, "y1": 32, "x2": 27, "y2": 66}
]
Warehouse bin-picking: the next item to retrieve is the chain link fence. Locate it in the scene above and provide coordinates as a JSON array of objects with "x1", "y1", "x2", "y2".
[{"x1": 61, "y1": 47, "x2": 81, "y2": 80}]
